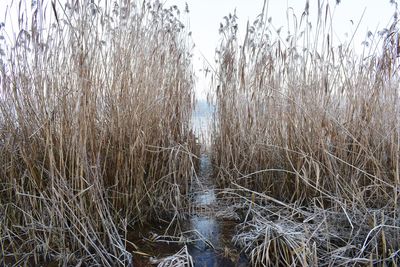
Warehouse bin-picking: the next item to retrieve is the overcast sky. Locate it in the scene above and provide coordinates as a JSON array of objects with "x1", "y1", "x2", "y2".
[
  {"x1": 1, "y1": 0, "x2": 397, "y2": 99},
  {"x1": 165, "y1": 0, "x2": 396, "y2": 98}
]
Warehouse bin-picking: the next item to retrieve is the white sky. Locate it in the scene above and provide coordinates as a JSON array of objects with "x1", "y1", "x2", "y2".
[
  {"x1": 165, "y1": 0, "x2": 396, "y2": 99},
  {"x1": 1, "y1": 0, "x2": 397, "y2": 99}
]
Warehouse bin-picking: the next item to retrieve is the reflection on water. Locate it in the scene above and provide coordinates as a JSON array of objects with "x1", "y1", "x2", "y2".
[
  {"x1": 189, "y1": 101, "x2": 243, "y2": 266},
  {"x1": 193, "y1": 154, "x2": 215, "y2": 206},
  {"x1": 188, "y1": 153, "x2": 238, "y2": 266},
  {"x1": 190, "y1": 216, "x2": 219, "y2": 250},
  {"x1": 194, "y1": 189, "x2": 216, "y2": 206},
  {"x1": 129, "y1": 100, "x2": 248, "y2": 267}
]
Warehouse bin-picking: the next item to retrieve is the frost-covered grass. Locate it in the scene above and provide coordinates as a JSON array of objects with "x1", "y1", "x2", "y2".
[{"x1": 213, "y1": 1, "x2": 400, "y2": 265}]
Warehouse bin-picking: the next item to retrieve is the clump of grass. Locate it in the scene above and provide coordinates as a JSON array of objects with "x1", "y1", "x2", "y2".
[
  {"x1": 230, "y1": 184, "x2": 400, "y2": 266},
  {"x1": 0, "y1": 0, "x2": 195, "y2": 265},
  {"x1": 152, "y1": 245, "x2": 193, "y2": 267},
  {"x1": 234, "y1": 207, "x2": 312, "y2": 266},
  {"x1": 213, "y1": 0, "x2": 399, "y2": 265}
]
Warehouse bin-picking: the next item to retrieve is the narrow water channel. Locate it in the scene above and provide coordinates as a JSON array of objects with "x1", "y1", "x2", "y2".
[
  {"x1": 130, "y1": 100, "x2": 248, "y2": 266},
  {"x1": 187, "y1": 100, "x2": 247, "y2": 266},
  {"x1": 186, "y1": 151, "x2": 248, "y2": 267},
  {"x1": 188, "y1": 153, "x2": 227, "y2": 266}
]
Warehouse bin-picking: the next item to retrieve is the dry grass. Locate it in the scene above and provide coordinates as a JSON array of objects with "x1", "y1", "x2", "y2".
[
  {"x1": 212, "y1": 1, "x2": 400, "y2": 265},
  {"x1": 1, "y1": 0, "x2": 399, "y2": 265},
  {"x1": 151, "y1": 245, "x2": 193, "y2": 267},
  {"x1": 0, "y1": 0, "x2": 195, "y2": 265}
]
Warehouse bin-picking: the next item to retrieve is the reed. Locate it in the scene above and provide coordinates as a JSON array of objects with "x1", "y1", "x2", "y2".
[
  {"x1": 0, "y1": 0, "x2": 195, "y2": 265},
  {"x1": 213, "y1": 1, "x2": 400, "y2": 265}
]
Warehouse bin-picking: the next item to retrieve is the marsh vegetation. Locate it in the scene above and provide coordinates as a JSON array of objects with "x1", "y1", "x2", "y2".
[
  {"x1": 212, "y1": 1, "x2": 400, "y2": 266},
  {"x1": 0, "y1": 0, "x2": 399, "y2": 266},
  {"x1": 0, "y1": 1, "x2": 195, "y2": 265}
]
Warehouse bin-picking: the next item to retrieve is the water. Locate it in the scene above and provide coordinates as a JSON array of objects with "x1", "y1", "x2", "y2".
[
  {"x1": 188, "y1": 153, "x2": 222, "y2": 265},
  {"x1": 186, "y1": 106, "x2": 250, "y2": 264},
  {"x1": 192, "y1": 100, "x2": 214, "y2": 146},
  {"x1": 129, "y1": 100, "x2": 248, "y2": 266},
  {"x1": 129, "y1": 154, "x2": 246, "y2": 266}
]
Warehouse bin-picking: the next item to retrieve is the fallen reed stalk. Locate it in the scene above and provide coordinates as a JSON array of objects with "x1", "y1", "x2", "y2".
[
  {"x1": 152, "y1": 245, "x2": 193, "y2": 267},
  {"x1": 0, "y1": 0, "x2": 195, "y2": 265}
]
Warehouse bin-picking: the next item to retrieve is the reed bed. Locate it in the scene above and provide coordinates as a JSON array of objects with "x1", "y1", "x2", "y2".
[
  {"x1": 0, "y1": 0, "x2": 195, "y2": 265},
  {"x1": 213, "y1": 1, "x2": 400, "y2": 265}
]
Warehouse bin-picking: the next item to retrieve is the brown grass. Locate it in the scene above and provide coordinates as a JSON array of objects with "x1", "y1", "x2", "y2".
[
  {"x1": 0, "y1": 0, "x2": 195, "y2": 265},
  {"x1": 212, "y1": 1, "x2": 400, "y2": 265}
]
